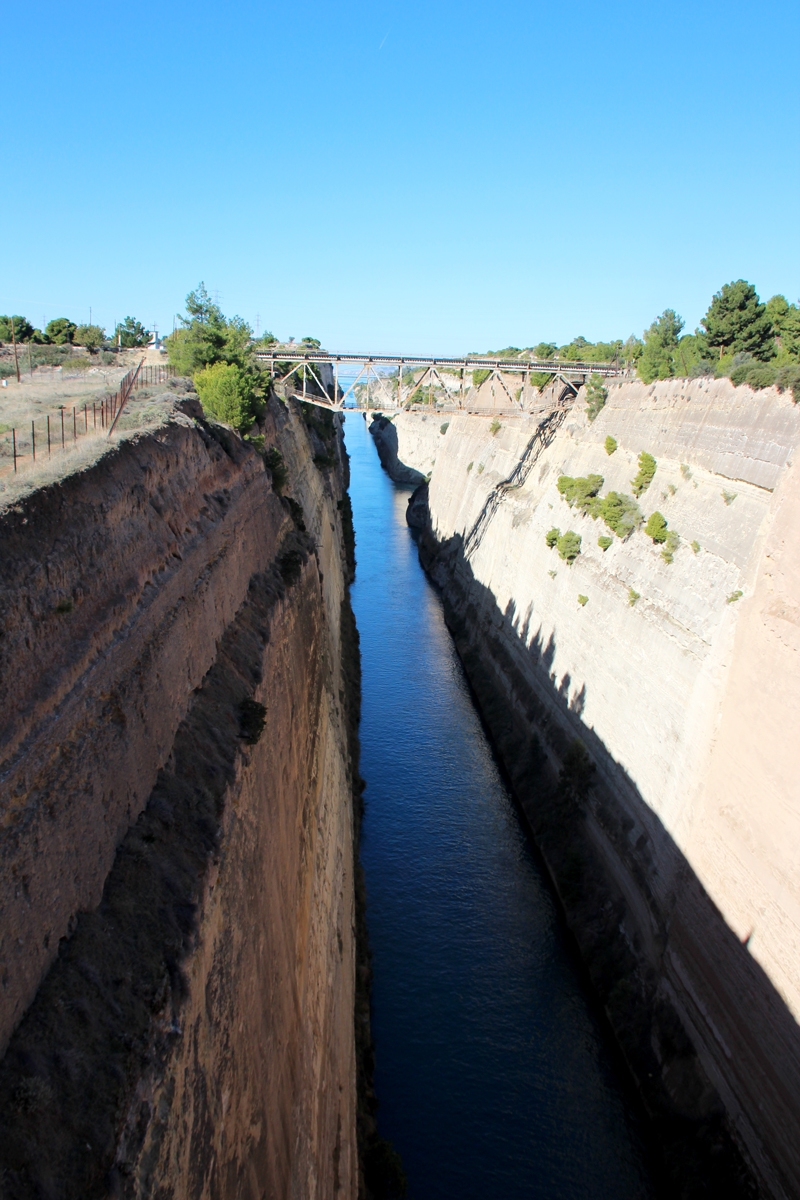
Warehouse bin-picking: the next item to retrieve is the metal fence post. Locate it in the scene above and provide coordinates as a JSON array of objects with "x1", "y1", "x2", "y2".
[
  {"x1": 12, "y1": 428, "x2": 17, "y2": 472},
  {"x1": 31, "y1": 421, "x2": 35, "y2": 462}
]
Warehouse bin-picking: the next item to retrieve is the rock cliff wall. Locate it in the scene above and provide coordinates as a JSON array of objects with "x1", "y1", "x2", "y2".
[
  {"x1": 374, "y1": 378, "x2": 800, "y2": 1199},
  {"x1": 0, "y1": 393, "x2": 358, "y2": 1198}
]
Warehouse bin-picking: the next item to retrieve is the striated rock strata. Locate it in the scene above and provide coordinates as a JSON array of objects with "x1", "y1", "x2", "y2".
[
  {"x1": 377, "y1": 378, "x2": 800, "y2": 1199},
  {"x1": 0, "y1": 393, "x2": 358, "y2": 1198}
]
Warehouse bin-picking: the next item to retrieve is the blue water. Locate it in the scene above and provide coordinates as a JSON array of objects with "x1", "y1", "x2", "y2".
[{"x1": 345, "y1": 413, "x2": 653, "y2": 1200}]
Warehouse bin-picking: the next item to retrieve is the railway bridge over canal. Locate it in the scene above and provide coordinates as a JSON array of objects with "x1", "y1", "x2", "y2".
[{"x1": 256, "y1": 349, "x2": 626, "y2": 412}]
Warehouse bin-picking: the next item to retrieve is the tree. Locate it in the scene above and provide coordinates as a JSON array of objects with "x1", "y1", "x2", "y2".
[
  {"x1": 585, "y1": 374, "x2": 607, "y2": 421},
  {"x1": 73, "y1": 323, "x2": 106, "y2": 351},
  {"x1": 701, "y1": 280, "x2": 774, "y2": 361},
  {"x1": 166, "y1": 283, "x2": 253, "y2": 375},
  {"x1": 45, "y1": 317, "x2": 77, "y2": 344},
  {"x1": 115, "y1": 316, "x2": 151, "y2": 348},
  {"x1": 638, "y1": 310, "x2": 684, "y2": 382},
  {"x1": 645, "y1": 511, "x2": 668, "y2": 544},
  {"x1": 766, "y1": 295, "x2": 800, "y2": 359},
  {"x1": 0, "y1": 315, "x2": 34, "y2": 343},
  {"x1": 534, "y1": 342, "x2": 557, "y2": 359},
  {"x1": 194, "y1": 362, "x2": 259, "y2": 431}
]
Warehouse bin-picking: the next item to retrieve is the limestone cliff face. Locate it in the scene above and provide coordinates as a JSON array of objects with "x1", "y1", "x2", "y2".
[
  {"x1": 0, "y1": 394, "x2": 358, "y2": 1198},
  {"x1": 378, "y1": 378, "x2": 800, "y2": 1199}
]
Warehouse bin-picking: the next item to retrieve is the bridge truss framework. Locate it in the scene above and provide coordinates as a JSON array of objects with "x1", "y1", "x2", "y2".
[{"x1": 255, "y1": 350, "x2": 624, "y2": 411}]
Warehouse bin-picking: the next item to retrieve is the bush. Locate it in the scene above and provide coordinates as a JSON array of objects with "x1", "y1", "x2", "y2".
[
  {"x1": 577, "y1": 594, "x2": 588, "y2": 606},
  {"x1": 598, "y1": 535, "x2": 613, "y2": 551},
  {"x1": 645, "y1": 511, "x2": 668, "y2": 543},
  {"x1": 440, "y1": 422, "x2": 449, "y2": 434},
  {"x1": 557, "y1": 474, "x2": 604, "y2": 514},
  {"x1": 691, "y1": 540, "x2": 700, "y2": 554},
  {"x1": 585, "y1": 374, "x2": 607, "y2": 421},
  {"x1": 775, "y1": 364, "x2": 800, "y2": 402},
  {"x1": 466, "y1": 461, "x2": 473, "y2": 472},
  {"x1": 472, "y1": 369, "x2": 490, "y2": 387},
  {"x1": 277, "y1": 548, "x2": 304, "y2": 585},
  {"x1": 30, "y1": 344, "x2": 71, "y2": 366},
  {"x1": 238, "y1": 698, "x2": 267, "y2": 745},
  {"x1": 730, "y1": 361, "x2": 778, "y2": 389},
  {"x1": 73, "y1": 323, "x2": 106, "y2": 351},
  {"x1": 631, "y1": 451, "x2": 657, "y2": 496},
  {"x1": 605, "y1": 435, "x2": 617, "y2": 455},
  {"x1": 727, "y1": 589, "x2": 743, "y2": 604},
  {"x1": 661, "y1": 529, "x2": 680, "y2": 563},
  {"x1": 264, "y1": 446, "x2": 288, "y2": 494},
  {"x1": 722, "y1": 489, "x2": 737, "y2": 505},
  {"x1": 628, "y1": 587, "x2": 640, "y2": 606},
  {"x1": 557, "y1": 531, "x2": 582, "y2": 562},
  {"x1": 489, "y1": 419, "x2": 501, "y2": 435},
  {"x1": 530, "y1": 371, "x2": 554, "y2": 390},
  {"x1": 680, "y1": 463, "x2": 692, "y2": 479},
  {"x1": 600, "y1": 491, "x2": 642, "y2": 538},
  {"x1": 195, "y1": 361, "x2": 258, "y2": 431},
  {"x1": 545, "y1": 527, "x2": 560, "y2": 548}
]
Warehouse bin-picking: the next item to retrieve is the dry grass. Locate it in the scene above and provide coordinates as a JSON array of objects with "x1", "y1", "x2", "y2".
[
  {"x1": 0, "y1": 388, "x2": 175, "y2": 511},
  {"x1": 0, "y1": 358, "x2": 145, "y2": 427}
]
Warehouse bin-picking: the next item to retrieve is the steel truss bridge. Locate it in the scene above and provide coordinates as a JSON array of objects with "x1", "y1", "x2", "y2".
[{"x1": 255, "y1": 350, "x2": 624, "y2": 412}]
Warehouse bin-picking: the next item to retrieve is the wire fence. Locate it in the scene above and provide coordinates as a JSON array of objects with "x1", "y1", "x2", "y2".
[{"x1": 1, "y1": 362, "x2": 176, "y2": 476}]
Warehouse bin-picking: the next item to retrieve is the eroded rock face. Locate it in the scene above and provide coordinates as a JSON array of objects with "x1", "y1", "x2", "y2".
[
  {"x1": 0, "y1": 396, "x2": 358, "y2": 1198},
  {"x1": 377, "y1": 378, "x2": 800, "y2": 1199}
]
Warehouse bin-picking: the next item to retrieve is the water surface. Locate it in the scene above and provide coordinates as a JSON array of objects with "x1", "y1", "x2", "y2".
[{"x1": 345, "y1": 413, "x2": 652, "y2": 1199}]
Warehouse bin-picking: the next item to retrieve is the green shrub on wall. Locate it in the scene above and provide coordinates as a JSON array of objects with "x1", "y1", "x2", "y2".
[
  {"x1": 631, "y1": 451, "x2": 657, "y2": 496},
  {"x1": 545, "y1": 527, "x2": 560, "y2": 548},
  {"x1": 585, "y1": 374, "x2": 608, "y2": 421},
  {"x1": 605, "y1": 435, "x2": 617, "y2": 455},
  {"x1": 557, "y1": 474, "x2": 604, "y2": 514},
  {"x1": 557, "y1": 531, "x2": 582, "y2": 562},
  {"x1": 600, "y1": 492, "x2": 642, "y2": 538},
  {"x1": 644, "y1": 511, "x2": 668, "y2": 543}
]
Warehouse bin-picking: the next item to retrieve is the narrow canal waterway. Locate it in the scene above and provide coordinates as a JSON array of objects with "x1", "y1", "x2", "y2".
[{"x1": 345, "y1": 413, "x2": 653, "y2": 1200}]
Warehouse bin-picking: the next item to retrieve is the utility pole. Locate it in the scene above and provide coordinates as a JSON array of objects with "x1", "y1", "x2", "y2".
[{"x1": 10, "y1": 317, "x2": 20, "y2": 383}]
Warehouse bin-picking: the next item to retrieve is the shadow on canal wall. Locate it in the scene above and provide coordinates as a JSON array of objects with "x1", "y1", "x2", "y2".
[{"x1": 410, "y1": 488, "x2": 800, "y2": 1200}]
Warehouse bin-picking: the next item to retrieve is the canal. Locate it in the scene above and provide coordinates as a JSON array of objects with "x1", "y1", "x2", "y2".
[{"x1": 344, "y1": 411, "x2": 652, "y2": 1199}]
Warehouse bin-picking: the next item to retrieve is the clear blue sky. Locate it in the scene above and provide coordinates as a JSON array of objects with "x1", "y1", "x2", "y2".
[{"x1": 2, "y1": 0, "x2": 797, "y2": 355}]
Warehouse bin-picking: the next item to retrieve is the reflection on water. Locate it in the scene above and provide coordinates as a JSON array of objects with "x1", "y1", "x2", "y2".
[{"x1": 345, "y1": 413, "x2": 652, "y2": 1199}]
